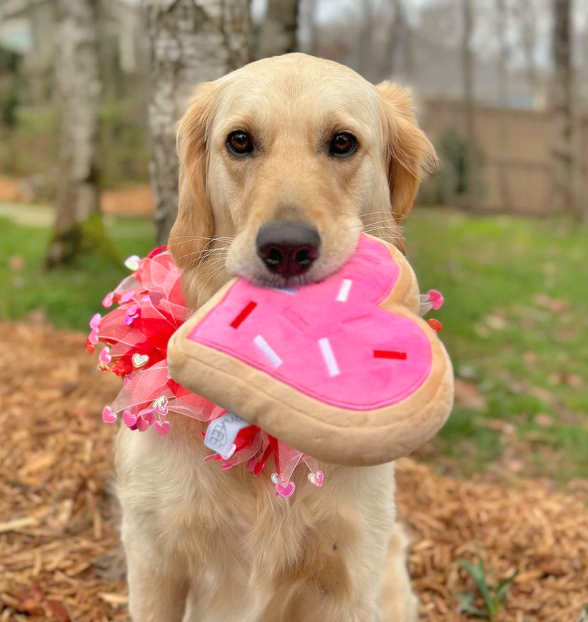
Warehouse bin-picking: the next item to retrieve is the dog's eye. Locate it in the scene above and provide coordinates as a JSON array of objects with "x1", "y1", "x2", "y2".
[
  {"x1": 329, "y1": 133, "x2": 358, "y2": 157},
  {"x1": 227, "y1": 131, "x2": 254, "y2": 156}
]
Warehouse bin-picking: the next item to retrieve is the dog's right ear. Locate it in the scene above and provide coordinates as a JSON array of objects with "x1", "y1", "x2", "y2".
[{"x1": 168, "y1": 82, "x2": 219, "y2": 268}]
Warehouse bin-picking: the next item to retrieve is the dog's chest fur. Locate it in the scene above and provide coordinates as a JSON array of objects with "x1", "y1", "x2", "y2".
[{"x1": 116, "y1": 415, "x2": 396, "y2": 616}]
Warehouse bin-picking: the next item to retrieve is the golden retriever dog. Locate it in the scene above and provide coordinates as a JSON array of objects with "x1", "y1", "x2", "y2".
[{"x1": 116, "y1": 53, "x2": 437, "y2": 622}]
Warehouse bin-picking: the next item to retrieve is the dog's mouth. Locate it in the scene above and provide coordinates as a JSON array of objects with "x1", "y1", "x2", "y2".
[
  {"x1": 225, "y1": 218, "x2": 362, "y2": 288},
  {"x1": 243, "y1": 265, "x2": 322, "y2": 289}
]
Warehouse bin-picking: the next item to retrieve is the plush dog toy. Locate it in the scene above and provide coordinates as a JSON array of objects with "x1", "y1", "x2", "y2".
[{"x1": 168, "y1": 234, "x2": 454, "y2": 468}]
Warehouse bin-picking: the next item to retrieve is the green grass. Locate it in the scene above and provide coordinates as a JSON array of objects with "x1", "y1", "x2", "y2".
[
  {"x1": 1, "y1": 205, "x2": 587, "y2": 482},
  {"x1": 0, "y1": 214, "x2": 155, "y2": 330},
  {"x1": 406, "y1": 209, "x2": 588, "y2": 481}
]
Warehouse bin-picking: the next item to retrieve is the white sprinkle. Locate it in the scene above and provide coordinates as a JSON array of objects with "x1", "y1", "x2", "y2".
[
  {"x1": 254, "y1": 335, "x2": 283, "y2": 368},
  {"x1": 336, "y1": 279, "x2": 353, "y2": 302},
  {"x1": 318, "y1": 338, "x2": 340, "y2": 377},
  {"x1": 271, "y1": 287, "x2": 298, "y2": 295}
]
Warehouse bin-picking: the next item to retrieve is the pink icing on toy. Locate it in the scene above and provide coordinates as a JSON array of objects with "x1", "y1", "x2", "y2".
[
  {"x1": 188, "y1": 236, "x2": 433, "y2": 410},
  {"x1": 89, "y1": 236, "x2": 446, "y2": 496}
]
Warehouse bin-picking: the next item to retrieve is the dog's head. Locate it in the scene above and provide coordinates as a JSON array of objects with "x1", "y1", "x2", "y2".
[{"x1": 169, "y1": 54, "x2": 437, "y2": 308}]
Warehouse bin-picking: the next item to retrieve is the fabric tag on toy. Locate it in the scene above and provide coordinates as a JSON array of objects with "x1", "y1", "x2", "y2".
[{"x1": 204, "y1": 412, "x2": 251, "y2": 459}]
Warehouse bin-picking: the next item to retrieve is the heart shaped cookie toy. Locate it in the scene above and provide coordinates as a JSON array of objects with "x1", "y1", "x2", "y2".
[{"x1": 168, "y1": 235, "x2": 454, "y2": 467}]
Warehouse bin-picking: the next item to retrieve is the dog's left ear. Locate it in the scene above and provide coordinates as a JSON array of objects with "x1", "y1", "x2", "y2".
[{"x1": 377, "y1": 82, "x2": 438, "y2": 224}]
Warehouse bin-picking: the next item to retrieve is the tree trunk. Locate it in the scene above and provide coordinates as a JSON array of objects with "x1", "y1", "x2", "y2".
[
  {"x1": 257, "y1": 0, "x2": 299, "y2": 59},
  {"x1": 461, "y1": 0, "x2": 476, "y2": 210},
  {"x1": 144, "y1": 0, "x2": 251, "y2": 245},
  {"x1": 46, "y1": 0, "x2": 109, "y2": 268},
  {"x1": 358, "y1": 0, "x2": 375, "y2": 80},
  {"x1": 495, "y1": 0, "x2": 511, "y2": 210},
  {"x1": 551, "y1": 0, "x2": 579, "y2": 217},
  {"x1": 513, "y1": 0, "x2": 539, "y2": 98},
  {"x1": 299, "y1": 0, "x2": 319, "y2": 56},
  {"x1": 380, "y1": 0, "x2": 405, "y2": 79}
]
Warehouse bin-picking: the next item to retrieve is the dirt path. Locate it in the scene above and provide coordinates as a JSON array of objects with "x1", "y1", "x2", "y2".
[
  {"x1": 0, "y1": 176, "x2": 154, "y2": 222},
  {"x1": 0, "y1": 322, "x2": 586, "y2": 621}
]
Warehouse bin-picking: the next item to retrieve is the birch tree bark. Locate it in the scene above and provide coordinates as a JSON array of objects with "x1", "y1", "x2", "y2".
[
  {"x1": 145, "y1": 0, "x2": 251, "y2": 245},
  {"x1": 551, "y1": 0, "x2": 579, "y2": 217},
  {"x1": 257, "y1": 0, "x2": 299, "y2": 59},
  {"x1": 46, "y1": 0, "x2": 108, "y2": 267}
]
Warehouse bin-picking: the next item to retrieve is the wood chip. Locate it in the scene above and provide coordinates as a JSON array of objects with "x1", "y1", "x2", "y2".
[
  {"x1": 0, "y1": 517, "x2": 38, "y2": 534},
  {"x1": 1, "y1": 321, "x2": 587, "y2": 621}
]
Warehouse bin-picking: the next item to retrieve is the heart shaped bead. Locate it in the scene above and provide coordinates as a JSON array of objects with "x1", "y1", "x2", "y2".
[
  {"x1": 155, "y1": 420, "x2": 171, "y2": 436},
  {"x1": 124, "y1": 255, "x2": 141, "y2": 271},
  {"x1": 89, "y1": 313, "x2": 101, "y2": 330},
  {"x1": 102, "y1": 406, "x2": 117, "y2": 424},
  {"x1": 132, "y1": 353, "x2": 149, "y2": 368},
  {"x1": 102, "y1": 291, "x2": 115, "y2": 308},
  {"x1": 122, "y1": 410, "x2": 138, "y2": 428},
  {"x1": 275, "y1": 480, "x2": 296, "y2": 498},
  {"x1": 307, "y1": 470, "x2": 324, "y2": 487}
]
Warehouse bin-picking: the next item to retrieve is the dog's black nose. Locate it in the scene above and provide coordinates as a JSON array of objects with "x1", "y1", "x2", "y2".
[{"x1": 256, "y1": 222, "x2": 320, "y2": 278}]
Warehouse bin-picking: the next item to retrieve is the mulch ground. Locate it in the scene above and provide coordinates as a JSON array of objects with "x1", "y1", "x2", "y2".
[{"x1": 1, "y1": 321, "x2": 586, "y2": 622}]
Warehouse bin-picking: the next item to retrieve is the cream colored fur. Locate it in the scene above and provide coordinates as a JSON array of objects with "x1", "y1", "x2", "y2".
[{"x1": 116, "y1": 53, "x2": 436, "y2": 622}]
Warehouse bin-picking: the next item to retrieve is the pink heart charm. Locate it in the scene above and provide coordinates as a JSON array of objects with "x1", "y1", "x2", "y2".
[
  {"x1": 102, "y1": 291, "x2": 115, "y2": 308},
  {"x1": 89, "y1": 313, "x2": 101, "y2": 330},
  {"x1": 124, "y1": 306, "x2": 140, "y2": 326},
  {"x1": 136, "y1": 416, "x2": 150, "y2": 432},
  {"x1": 428, "y1": 289, "x2": 444, "y2": 310},
  {"x1": 102, "y1": 406, "x2": 117, "y2": 424},
  {"x1": 120, "y1": 290, "x2": 136, "y2": 304},
  {"x1": 307, "y1": 470, "x2": 324, "y2": 487},
  {"x1": 155, "y1": 420, "x2": 171, "y2": 436},
  {"x1": 99, "y1": 347, "x2": 111, "y2": 365},
  {"x1": 122, "y1": 410, "x2": 138, "y2": 428},
  {"x1": 275, "y1": 480, "x2": 296, "y2": 498},
  {"x1": 149, "y1": 291, "x2": 164, "y2": 306}
]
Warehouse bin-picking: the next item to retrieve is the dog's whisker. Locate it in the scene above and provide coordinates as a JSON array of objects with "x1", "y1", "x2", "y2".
[
  {"x1": 168, "y1": 234, "x2": 235, "y2": 242},
  {"x1": 175, "y1": 245, "x2": 231, "y2": 264},
  {"x1": 184, "y1": 250, "x2": 229, "y2": 272}
]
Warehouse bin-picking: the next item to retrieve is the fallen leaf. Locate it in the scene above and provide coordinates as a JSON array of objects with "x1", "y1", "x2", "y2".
[{"x1": 454, "y1": 380, "x2": 487, "y2": 411}]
